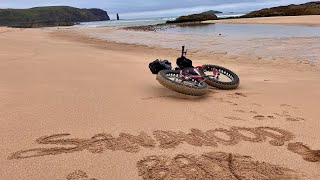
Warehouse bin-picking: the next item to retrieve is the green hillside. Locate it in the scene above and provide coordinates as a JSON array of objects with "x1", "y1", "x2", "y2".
[
  {"x1": 244, "y1": 1, "x2": 320, "y2": 18},
  {"x1": 0, "y1": 6, "x2": 110, "y2": 27}
]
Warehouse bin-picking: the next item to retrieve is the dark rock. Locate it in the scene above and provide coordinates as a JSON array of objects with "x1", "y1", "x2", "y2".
[
  {"x1": 124, "y1": 22, "x2": 210, "y2": 32},
  {"x1": 167, "y1": 13, "x2": 218, "y2": 24}
]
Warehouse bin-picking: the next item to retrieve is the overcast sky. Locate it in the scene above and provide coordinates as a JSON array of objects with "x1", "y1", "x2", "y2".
[{"x1": 0, "y1": 0, "x2": 315, "y2": 19}]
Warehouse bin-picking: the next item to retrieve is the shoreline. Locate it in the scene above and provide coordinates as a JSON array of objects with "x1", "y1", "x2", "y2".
[
  {"x1": 109, "y1": 15, "x2": 320, "y2": 32},
  {"x1": 0, "y1": 27, "x2": 320, "y2": 179},
  {"x1": 203, "y1": 15, "x2": 320, "y2": 26},
  {"x1": 54, "y1": 28, "x2": 319, "y2": 68},
  {"x1": 1, "y1": 15, "x2": 320, "y2": 31},
  {"x1": 71, "y1": 25, "x2": 320, "y2": 65}
]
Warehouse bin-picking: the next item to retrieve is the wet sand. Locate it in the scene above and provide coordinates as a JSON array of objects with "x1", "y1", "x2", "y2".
[
  {"x1": 75, "y1": 26, "x2": 320, "y2": 64},
  {"x1": 0, "y1": 27, "x2": 320, "y2": 179},
  {"x1": 203, "y1": 15, "x2": 320, "y2": 25}
]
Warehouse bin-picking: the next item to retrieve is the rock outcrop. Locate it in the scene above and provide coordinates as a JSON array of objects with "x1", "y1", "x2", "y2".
[
  {"x1": 0, "y1": 6, "x2": 110, "y2": 27},
  {"x1": 167, "y1": 13, "x2": 218, "y2": 24}
]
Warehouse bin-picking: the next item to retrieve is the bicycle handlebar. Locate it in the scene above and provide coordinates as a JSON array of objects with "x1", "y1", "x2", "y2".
[{"x1": 181, "y1": 46, "x2": 187, "y2": 58}]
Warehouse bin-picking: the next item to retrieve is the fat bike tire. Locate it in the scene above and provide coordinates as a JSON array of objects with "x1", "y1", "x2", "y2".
[
  {"x1": 199, "y1": 64, "x2": 240, "y2": 90},
  {"x1": 156, "y1": 70, "x2": 208, "y2": 96}
]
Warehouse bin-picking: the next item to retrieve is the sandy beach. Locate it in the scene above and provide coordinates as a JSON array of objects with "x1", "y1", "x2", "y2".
[
  {"x1": 0, "y1": 23, "x2": 320, "y2": 180},
  {"x1": 203, "y1": 15, "x2": 320, "y2": 25}
]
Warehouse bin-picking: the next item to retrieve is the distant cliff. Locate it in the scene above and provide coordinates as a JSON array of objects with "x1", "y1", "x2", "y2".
[
  {"x1": 201, "y1": 10, "x2": 223, "y2": 15},
  {"x1": 0, "y1": 6, "x2": 110, "y2": 27},
  {"x1": 243, "y1": 1, "x2": 320, "y2": 18}
]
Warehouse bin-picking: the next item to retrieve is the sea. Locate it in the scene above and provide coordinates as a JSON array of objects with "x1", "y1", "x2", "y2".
[
  {"x1": 54, "y1": 12, "x2": 320, "y2": 63},
  {"x1": 64, "y1": 13, "x2": 246, "y2": 28}
]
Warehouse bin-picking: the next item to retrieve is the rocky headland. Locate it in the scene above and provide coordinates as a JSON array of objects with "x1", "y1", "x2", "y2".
[{"x1": 0, "y1": 6, "x2": 110, "y2": 28}]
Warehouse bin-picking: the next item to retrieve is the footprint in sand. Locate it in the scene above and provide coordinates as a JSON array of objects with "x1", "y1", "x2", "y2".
[
  {"x1": 234, "y1": 109, "x2": 245, "y2": 113},
  {"x1": 227, "y1": 92, "x2": 248, "y2": 99},
  {"x1": 286, "y1": 117, "x2": 305, "y2": 122},
  {"x1": 66, "y1": 170, "x2": 97, "y2": 180},
  {"x1": 253, "y1": 115, "x2": 266, "y2": 120},
  {"x1": 214, "y1": 98, "x2": 238, "y2": 106},
  {"x1": 280, "y1": 104, "x2": 298, "y2": 109},
  {"x1": 274, "y1": 112, "x2": 305, "y2": 122},
  {"x1": 250, "y1": 111, "x2": 258, "y2": 114},
  {"x1": 274, "y1": 112, "x2": 287, "y2": 117},
  {"x1": 234, "y1": 92, "x2": 247, "y2": 97},
  {"x1": 253, "y1": 115, "x2": 276, "y2": 120},
  {"x1": 274, "y1": 112, "x2": 292, "y2": 118},
  {"x1": 267, "y1": 116, "x2": 276, "y2": 119},
  {"x1": 288, "y1": 142, "x2": 320, "y2": 162}
]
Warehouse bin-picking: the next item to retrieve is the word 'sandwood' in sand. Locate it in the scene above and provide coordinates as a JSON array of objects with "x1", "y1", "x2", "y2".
[
  {"x1": 9, "y1": 126, "x2": 294, "y2": 160},
  {"x1": 137, "y1": 151, "x2": 300, "y2": 180}
]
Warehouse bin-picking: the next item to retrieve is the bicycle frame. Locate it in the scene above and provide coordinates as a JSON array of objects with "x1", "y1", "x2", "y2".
[
  {"x1": 178, "y1": 46, "x2": 220, "y2": 82},
  {"x1": 179, "y1": 66, "x2": 219, "y2": 81},
  {"x1": 179, "y1": 66, "x2": 205, "y2": 80}
]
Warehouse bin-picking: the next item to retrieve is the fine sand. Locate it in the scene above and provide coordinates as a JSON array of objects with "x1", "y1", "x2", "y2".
[
  {"x1": 0, "y1": 26, "x2": 320, "y2": 180},
  {"x1": 203, "y1": 15, "x2": 320, "y2": 25}
]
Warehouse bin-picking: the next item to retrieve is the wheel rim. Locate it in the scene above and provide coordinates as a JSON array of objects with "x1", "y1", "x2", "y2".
[
  {"x1": 165, "y1": 72, "x2": 205, "y2": 88},
  {"x1": 203, "y1": 67, "x2": 235, "y2": 83}
]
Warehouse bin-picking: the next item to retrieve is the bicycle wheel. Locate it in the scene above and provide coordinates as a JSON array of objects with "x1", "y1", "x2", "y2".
[
  {"x1": 199, "y1": 64, "x2": 240, "y2": 90},
  {"x1": 156, "y1": 70, "x2": 208, "y2": 96}
]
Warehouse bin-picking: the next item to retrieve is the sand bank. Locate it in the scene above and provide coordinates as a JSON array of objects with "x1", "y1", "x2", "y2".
[
  {"x1": 0, "y1": 28, "x2": 320, "y2": 179},
  {"x1": 203, "y1": 15, "x2": 320, "y2": 25}
]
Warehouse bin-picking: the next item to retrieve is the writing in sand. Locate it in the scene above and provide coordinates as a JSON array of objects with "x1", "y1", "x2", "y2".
[
  {"x1": 137, "y1": 151, "x2": 300, "y2": 180},
  {"x1": 65, "y1": 151, "x2": 301, "y2": 180},
  {"x1": 9, "y1": 126, "x2": 295, "y2": 160}
]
